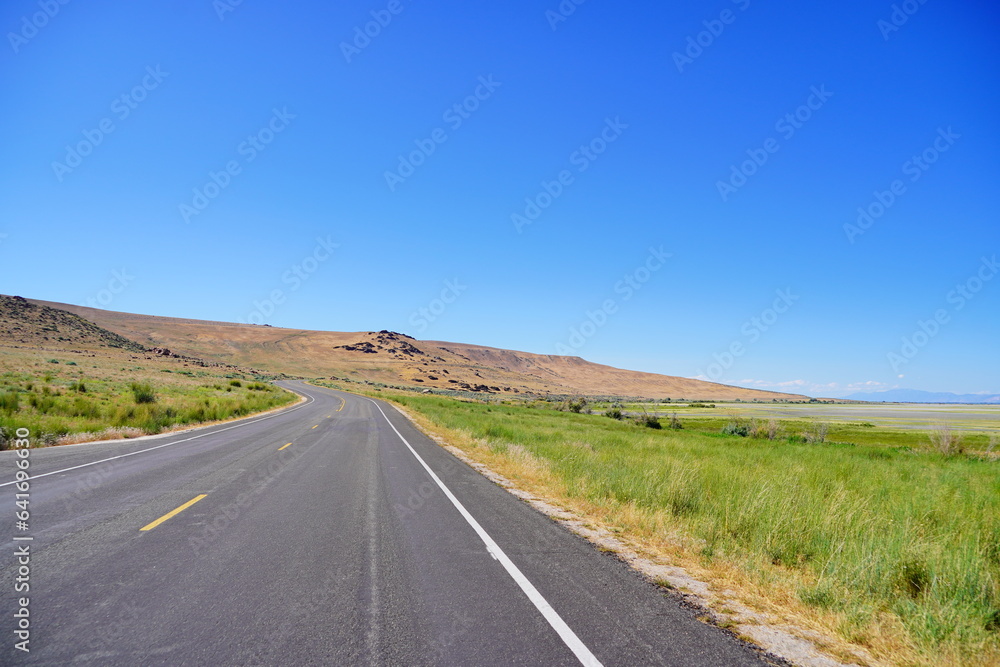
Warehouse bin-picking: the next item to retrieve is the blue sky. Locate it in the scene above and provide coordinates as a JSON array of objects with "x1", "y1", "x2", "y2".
[{"x1": 2, "y1": 0, "x2": 997, "y2": 397}]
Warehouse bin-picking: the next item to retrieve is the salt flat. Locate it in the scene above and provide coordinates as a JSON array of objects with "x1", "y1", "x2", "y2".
[{"x1": 661, "y1": 402, "x2": 1000, "y2": 432}]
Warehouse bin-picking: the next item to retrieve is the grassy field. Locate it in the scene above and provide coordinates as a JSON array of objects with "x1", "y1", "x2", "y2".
[
  {"x1": 344, "y1": 386, "x2": 1000, "y2": 666},
  {"x1": 0, "y1": 346, "x2": 296, "y2": 448}
]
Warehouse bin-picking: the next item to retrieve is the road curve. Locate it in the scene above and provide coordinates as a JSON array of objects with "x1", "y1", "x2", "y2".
[{"x1": 0, "y1": 381, "x2": 773, "y2": 665}]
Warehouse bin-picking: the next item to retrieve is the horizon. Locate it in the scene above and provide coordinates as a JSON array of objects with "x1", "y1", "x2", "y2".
[
  {"x1": 15, "y1": 293, "x2": 999, "y2": 401},
  {"x1": 2, "y1": 1, "x2": 998, "y2": 398}
]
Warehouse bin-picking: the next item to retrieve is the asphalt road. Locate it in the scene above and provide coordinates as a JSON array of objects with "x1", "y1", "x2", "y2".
[{"x1": 0, "y1": 381, "x2": 774, "y2": 665}]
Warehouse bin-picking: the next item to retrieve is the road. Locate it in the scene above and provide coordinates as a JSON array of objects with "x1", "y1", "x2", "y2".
[{"x1": 0, "y1": 381, "x2": 774, "y2": 665}]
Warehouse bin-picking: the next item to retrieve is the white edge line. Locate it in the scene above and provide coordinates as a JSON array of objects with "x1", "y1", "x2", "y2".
[
  {"x1": 367, "y1": 397, "x2": 603, "y2": 667},
  {"x1": 0, "y1": 387, "x2": 313, "y2": 488}
]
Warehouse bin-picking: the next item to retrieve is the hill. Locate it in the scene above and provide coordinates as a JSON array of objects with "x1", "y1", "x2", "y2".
[
  {"x1": 0, "y1": 294, "x2": 278, "y2": 379},
  {"x1": 0, "y1": 295, "x2": 145, "y2": 353},
  {"x1": 20, "y1": 298, "x2": 808, "y2": 401},
  {"x1": 0, "y1": 295, "x2": 296, "y2": 445}
]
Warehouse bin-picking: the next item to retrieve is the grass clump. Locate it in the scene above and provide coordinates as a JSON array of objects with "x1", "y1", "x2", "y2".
[{"x1": 129, "y1": 382, "x2": 157, "y2": 404}]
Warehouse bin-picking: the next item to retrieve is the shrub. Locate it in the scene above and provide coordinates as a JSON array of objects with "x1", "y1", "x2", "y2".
[
  {"x1": 229, "y1": 380, "x2": 242, "y2": 388},
  {"x1": 70, "y1": 381, "x2": 87, "y2": 393},
  {"x1": 0, "y1": 392, "x2": 19, "y2": 414},
  {"x1": 804, "y1": 422, "x2": 828, "y2": 444},
  {"x1": 722, "y1": 419, "x2": 749, "y2": 437},
  {"x1": 567, "y1": 397, "x2": 587, "y2": 413},
  {"x1": 29, "y1": 394, "x2": 55, "y2": 413},
  {"x1": 604, "y1": 407, "x2": 623, "y2": 420},
  {"x1": 749, "y1": 418, "x2": 779, "y2": 440},
  {"x1": 667, "y1": 412, "x2": 683, "y2": 430},
  {"x1": 632, "y1": 411, "x2": 661, "y2": 429},
  {"x1": 929, "y1": 424, "x2": 963, "y2": 456},
  {"x1": 129, "y1": 383, "x2": 157, "y2": 404}
]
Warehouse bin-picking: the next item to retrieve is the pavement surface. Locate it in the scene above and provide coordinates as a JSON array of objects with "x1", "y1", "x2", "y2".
[{"x1": 0, "y1": 380, "x2": 774, "y2": 665}]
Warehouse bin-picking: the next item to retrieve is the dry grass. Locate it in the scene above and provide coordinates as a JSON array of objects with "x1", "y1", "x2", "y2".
[
  {"x1": 929, "y1": 423, "x2": 964, "y2": 456},
  {"x1": 58, "y1": 426, "x2": 146, "y2": 445}
]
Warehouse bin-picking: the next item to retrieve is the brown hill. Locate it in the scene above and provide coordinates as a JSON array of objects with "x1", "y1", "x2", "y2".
[
  {"x1": 0, "y1": 295, "x2": 145, "y2": 353},
  {"x1": 22, "y1": 298, "x2": 808, "y2": 401}
]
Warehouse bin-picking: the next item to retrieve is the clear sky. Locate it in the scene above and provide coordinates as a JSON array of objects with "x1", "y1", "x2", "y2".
[{"x1": 2, "y1": 0, "x2": 997, "y2": 397}]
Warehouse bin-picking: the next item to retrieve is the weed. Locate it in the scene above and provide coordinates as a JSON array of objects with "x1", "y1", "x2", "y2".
[
  {"x1": 667, "y1": 412, "x2": 684, "y2": 430},
  {"x1": 0, "y1": 391, "x2": 19, "y2": 414},
  {"x1": 129, "y1": 383, "x2": 157, "y2": 404},
  {"x1": 804, "y1": 421, "x2": 828, "y2": 444},
  {"x1": 721, "y1": 419, "x2": 749, "y2": 437},
  {"x1": 929, "y1": 424, "x2": 964, "y2": 456}
]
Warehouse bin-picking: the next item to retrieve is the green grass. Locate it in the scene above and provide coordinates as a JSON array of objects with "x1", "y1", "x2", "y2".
[
  {"x1": 361, "y1": 389, "x2": 1000, "y2": 665},
  {"x1": 0, "y1": 356, "x2": 295, "y2": 447}
]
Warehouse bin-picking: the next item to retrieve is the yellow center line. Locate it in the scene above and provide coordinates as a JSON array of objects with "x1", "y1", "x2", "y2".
[
  {"x1": 336, "y1": 398, "x2": 345, "y2": 412},
  {"x1": 311, "y1": 425, "x2": 318, "y2": 429},
  {"x1": 278, "y1": 442, "x2": 292, "y2": 451},
  {"x1": 140, "y1": 494, "x2": 207, "y2": 531}
]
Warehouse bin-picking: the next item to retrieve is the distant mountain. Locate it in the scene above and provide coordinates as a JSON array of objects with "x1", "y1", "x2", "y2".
[{"x1": 845, "y1": 389, "x2": 1000, "y2": 404}]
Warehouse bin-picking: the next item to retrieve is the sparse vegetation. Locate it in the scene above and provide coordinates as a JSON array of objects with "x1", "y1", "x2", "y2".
[
  {"x1": 0, "y1": 375, "x2": 293, "y2": 447},
  {"x1": 0, "y1": 350, "x2": 294, "y2": 448}
]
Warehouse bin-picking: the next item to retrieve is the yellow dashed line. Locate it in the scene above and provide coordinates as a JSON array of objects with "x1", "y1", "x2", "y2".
[
  {"x1": 312, "y1": 425, "x2": 318, "y2": 429},
  {"x1": 278, "y1": 442, "x2": 292, "y2": 451},
  {"x1": 140, "y1": 495, "x2": 207, "y2": 531}
]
